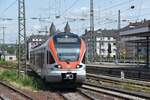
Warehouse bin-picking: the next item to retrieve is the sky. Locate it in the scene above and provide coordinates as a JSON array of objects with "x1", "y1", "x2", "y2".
[{"x1": 0, "y1": 0, "x2": 150, "y2": 43}]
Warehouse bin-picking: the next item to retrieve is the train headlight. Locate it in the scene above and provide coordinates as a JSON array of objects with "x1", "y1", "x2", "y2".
[
  {"x1": 54, "y1": 65, "x2": 62, "y2": 69},
  {"x1": 76, "y1": 64, "x2": 82, "y2": 69}
]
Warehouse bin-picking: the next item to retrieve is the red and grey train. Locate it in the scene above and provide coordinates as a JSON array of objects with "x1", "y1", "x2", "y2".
[{"x1": 30, "y1": 32, "x2": 86, "y2": 84}]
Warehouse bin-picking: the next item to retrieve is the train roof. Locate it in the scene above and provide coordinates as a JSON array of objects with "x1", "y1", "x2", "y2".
[{"x1": 53, "y1": 32, "x2": 79, "y2": 37}]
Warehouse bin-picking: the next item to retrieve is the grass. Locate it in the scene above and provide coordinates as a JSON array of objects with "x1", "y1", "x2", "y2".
[
  {"x1": 0, "y1": 60, "x2": 17, "y2": 68},
  {"x1": 121, "y1": 83, "x2": 150, "y2": 93},
  {"x1": 0, "y1": 70, "x2": 44, "y2": 90}
]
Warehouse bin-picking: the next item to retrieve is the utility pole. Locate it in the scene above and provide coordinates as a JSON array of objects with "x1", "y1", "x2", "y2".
[
  {"x1": 90, "y1": 0, "x2": 95, "y2": 61},
  {"x1": 90, "y1": 0, "x2": 94, "y2": 32},
  {"x1": 18, "y1": 0, "x2": 27, "y2": 77},
  {"x1": 118, "y1": 10, "x2": 121, "y2": 30},
  {"x1": 0, "y1": 26, "x2": 6, "y2": 61},
  {"x1": 115, "y1": 10, "x2": 121, "y2": 64}
]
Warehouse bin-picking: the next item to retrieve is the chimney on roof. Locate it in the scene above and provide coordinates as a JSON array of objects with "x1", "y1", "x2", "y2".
[
  {"x1": 85, "y1": 29, "x2": 87, "y2": 34},
  {"x1": 144, "y1": 19, "x2": 146, "y2": 22}
]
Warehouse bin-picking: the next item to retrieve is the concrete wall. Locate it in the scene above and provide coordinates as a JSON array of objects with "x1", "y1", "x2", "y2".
[{"x1": 5, "y1": 55, "x2": 17, "y2": 61}]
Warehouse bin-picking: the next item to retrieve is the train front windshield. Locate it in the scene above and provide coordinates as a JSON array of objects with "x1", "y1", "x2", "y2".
[{"x1": 54, "y1": 34, "x2": 80, "y2": 62}]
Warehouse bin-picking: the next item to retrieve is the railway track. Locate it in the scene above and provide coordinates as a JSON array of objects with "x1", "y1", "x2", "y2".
[
  {"x1": 1, "y1": 65, "x2": 150, "y2": 99},
  {"x1": 0, "y1": 80, "x2": 33, "y2": 100},
  {"x1": 87, "y1": 73, "x2": 150, "y2": 87},
  {"x1": 85, "y1": 73, "x2": 150, "y2": 100},
  {"x1": 87, "y1": 65, "x2": 150, "y2": 81},
  {"x1": 0, "y1": 96, "x2": 5, "y2": 100},
  {"x1": 57, "y1": 89, "x2": 93, "y2": 100}
]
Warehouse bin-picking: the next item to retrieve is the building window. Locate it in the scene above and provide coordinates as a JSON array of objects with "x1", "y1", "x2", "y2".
[
  {"x1": 113, "y1": 43, "x2": 116, "y2": 45},
  {"x1": 9, "y1": 57, "x2": 13, "y2": 60},
  {"x1": 113, "y1": 49, "x2": 117, "y2": 52},
  {"x1": 113, "y1": 55, "x2": 116, "y2": 58},
  {"x1": 108, "y1": 37, "x2": 110, "y2": 40}
]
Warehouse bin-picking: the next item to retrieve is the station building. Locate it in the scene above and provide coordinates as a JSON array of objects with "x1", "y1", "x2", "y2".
[{"x1": 120, "y1": 19, "x2": 150, "y2": 66}]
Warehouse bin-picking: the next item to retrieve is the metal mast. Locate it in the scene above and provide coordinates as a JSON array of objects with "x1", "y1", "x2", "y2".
[
  {"x1": 118, "y1": 10, "x2": 121, "y2": 30},
  {"x1": 0, "y1": 26, "x2": 6, "y2": 61},
  {"x1": 18, "y1": 0, "x2": 27, "y2": 76},
  {"x1": 90, "y1": 0, "x2": 95, "y2": 61},
  {"x1": 90, "y1": 0, "x2": 94, "y2": 32},
  {"x1": 115, "y1": 10, "x2": 121, "y2": 63}
]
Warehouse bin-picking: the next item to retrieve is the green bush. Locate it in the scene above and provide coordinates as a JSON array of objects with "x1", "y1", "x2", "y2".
[{"x1": 1, "y1": 70, "x2": 17, "y2": 81}]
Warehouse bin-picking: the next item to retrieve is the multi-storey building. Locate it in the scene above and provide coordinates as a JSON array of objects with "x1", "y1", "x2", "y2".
[{"x1": 82, "y1": 29, "x2": 118, "y2": 61}]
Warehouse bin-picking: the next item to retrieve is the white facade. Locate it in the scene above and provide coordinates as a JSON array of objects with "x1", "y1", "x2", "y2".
[
  {"x1": 82, "y1": 29, "x2": 118, "y2": 61},
  {"x1": 5, "y1": 55, "x2": 17, "y2": 61},
  {"x1": 96, "y1": 37, "x2": 116, "y2": 57}
]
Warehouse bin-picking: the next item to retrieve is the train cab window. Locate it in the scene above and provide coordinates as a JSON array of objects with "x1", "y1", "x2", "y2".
[{"x1": 47, "y1": 51, "x2": 55, "y2": 64}]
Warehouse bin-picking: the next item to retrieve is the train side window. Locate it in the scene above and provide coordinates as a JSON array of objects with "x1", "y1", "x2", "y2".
[{"x1": 47, "y1": 51, "x2": 55, "y2": 64}]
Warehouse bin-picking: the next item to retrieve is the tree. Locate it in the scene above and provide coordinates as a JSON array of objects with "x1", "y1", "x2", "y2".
[
  {"x1": 49, "y1": 22, "x2": 56, "y2": 36},
  {"x1": 94, "y1": 53, "x2": 100, "y2": 62},
  {"x1": 64, "y1": 22, "x2": 71, "y2": 32}
]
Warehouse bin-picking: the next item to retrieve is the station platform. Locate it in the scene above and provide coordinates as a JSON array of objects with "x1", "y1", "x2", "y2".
[{"x1": 86, "y1": 62, "x2": 150, "y2": 72}]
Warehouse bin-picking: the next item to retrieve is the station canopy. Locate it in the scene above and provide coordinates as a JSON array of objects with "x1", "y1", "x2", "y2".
[{"x1": 120, "y1": 19, "x2": 150, "y2": 43}]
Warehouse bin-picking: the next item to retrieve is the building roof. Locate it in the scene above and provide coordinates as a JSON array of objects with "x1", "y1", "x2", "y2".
[
  {"x1": 82, "y1": 29, "x2": 118, "y2": 38},
  {"x1": 120, "y1": 19, "x2": 150, "y2": 32},
  {"x1": 120, "y1": 19, "x2": 150, "y2": 37},
  {"x1": 5, "y1": 54, "x2": 16, "y2": 56}
]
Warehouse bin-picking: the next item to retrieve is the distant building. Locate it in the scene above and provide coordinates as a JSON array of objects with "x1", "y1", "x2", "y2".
[
  {"x1": 5, "y1": 54, "x2": 16, "y2": 61},
  {"x1": 82, "y1": 29, "x2": 118, "y2": 61},
  {"x1": 120, "y1": 19, "x2": 150, "y2": 61}
]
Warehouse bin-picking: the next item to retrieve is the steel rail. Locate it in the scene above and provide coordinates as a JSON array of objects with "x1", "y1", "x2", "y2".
[
  {"x1": 0, "y1": 80, "x2": 33, "y2": 100},
  {"x1": 57, "y1": 90, "x2": 93, "y2": 100},
  {"x1": 76, "y1": 89, "x2": 94, "y2": 100},
  {"x1": 82, "y1": 82, "x2": 149, "y2": 100},
  {"x1": 57, "y1": 91, "x2": 69, "y2": 100},
  {"x1": 85, "y1": 74, "x2": 150, "y2": 100},
  {"x1": 86, "y1": 64, "x2": 150, "y2": 81},
  {"x1": 0, "y1": 96, "x2": 5, "y2": 100},
  {"x1": 87, "y1": 73, "x2": 150, "y2": 87}
]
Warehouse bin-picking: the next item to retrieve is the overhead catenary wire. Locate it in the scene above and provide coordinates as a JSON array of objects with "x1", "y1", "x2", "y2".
[
  {"x1": 98, "y1": 0, "x2": 135, "y2": 13},
  {"x1": 0, "y1": 0, "x2": 17, "y2": 17},
  {"x1": 61, "y1": 0, "x2": 79, "y2": 17}
]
